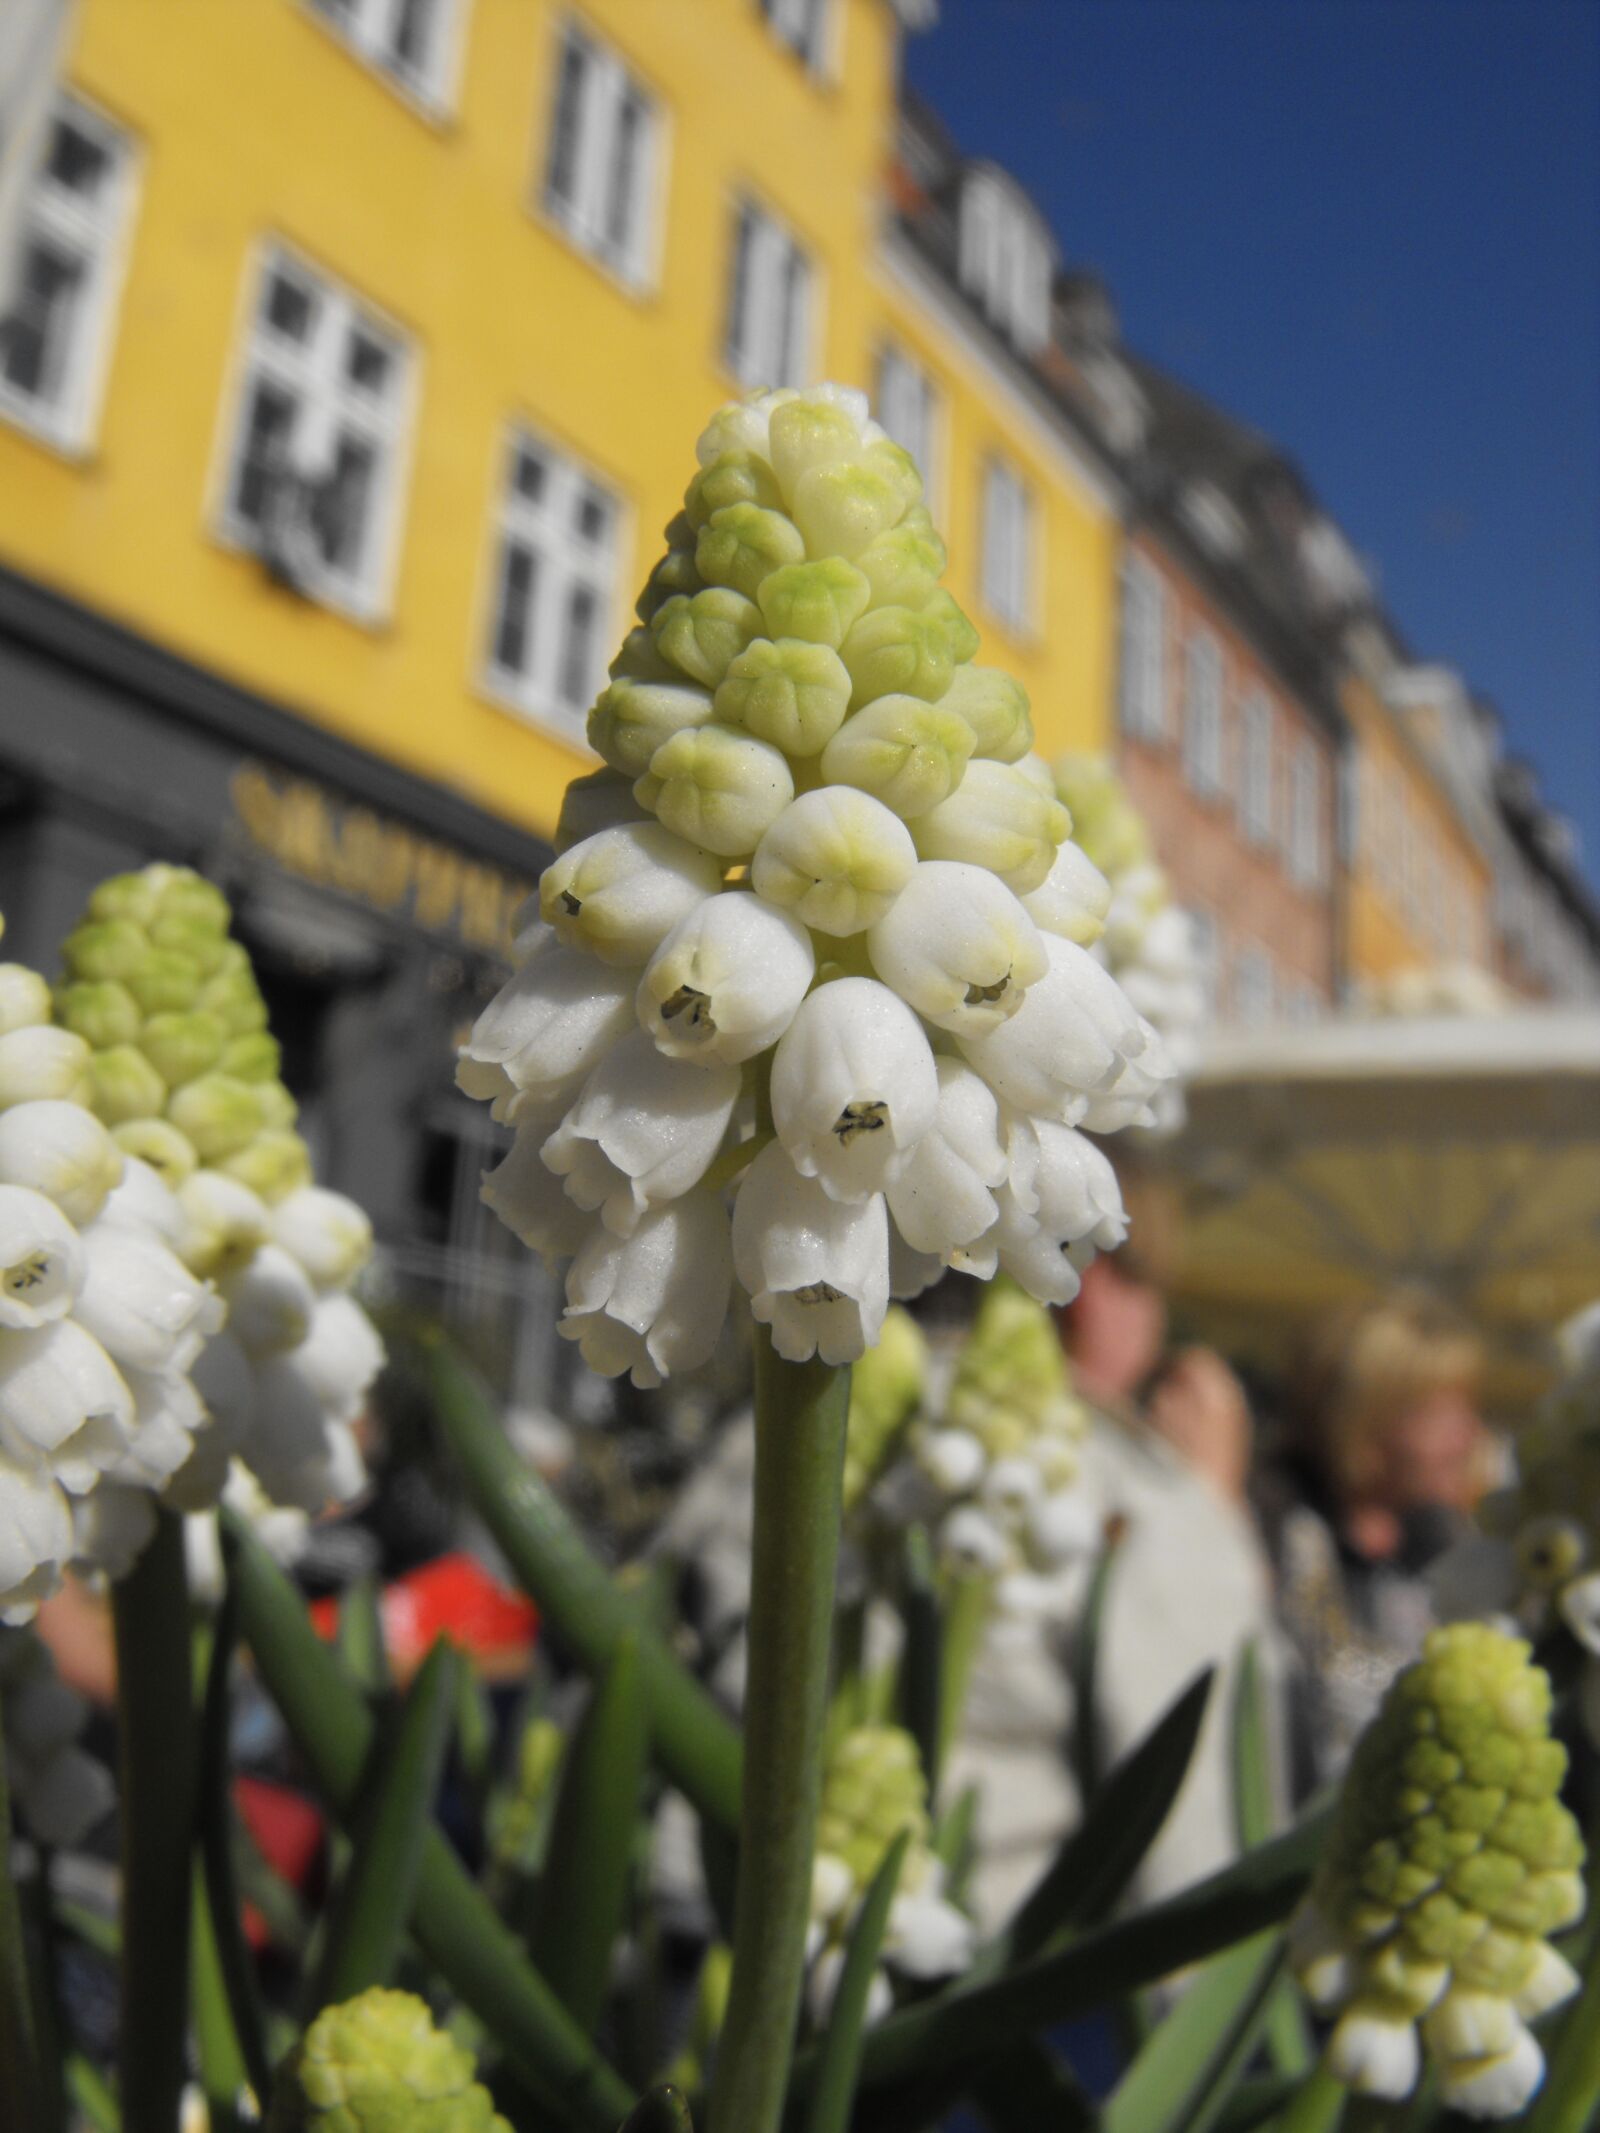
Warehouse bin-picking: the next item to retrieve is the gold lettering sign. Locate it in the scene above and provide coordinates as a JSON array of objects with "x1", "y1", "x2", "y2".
[{"x1": 230, "y1": 764, "x2": 533, "y2": 959}]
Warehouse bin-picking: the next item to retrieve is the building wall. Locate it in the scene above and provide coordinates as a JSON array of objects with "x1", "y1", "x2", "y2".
[
  {"x1": 1339, "y1": 670, "x2": 1494, "y2": 988},
  {"x1": 0, "y1": 0, "x2": 899, "y2": 845},
  {"x1": 1115, "y1": 529, "x2": 1340, "y2": 1025}
]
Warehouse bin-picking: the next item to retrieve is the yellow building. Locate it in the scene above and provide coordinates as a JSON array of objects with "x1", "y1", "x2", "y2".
[
  {"x1": 0, "y1": 0, "x2": 1116, "y2": 868},
  {"x1": 1338, "y1": 631, "x2": 1495, "y2": 992}
]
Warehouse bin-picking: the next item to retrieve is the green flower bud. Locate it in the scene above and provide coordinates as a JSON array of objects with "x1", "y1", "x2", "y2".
[
  {"x1": 767, "y1": 396, "x2": 867, "y2": 501},
  {"x1": 254, "y1": 1081, "x2": 299, "y2": 1132},
  {"x1": 638, "y1": 723, "x2": 794, "y2": 861},
  {"x1": 694, "y1": 502, "x2": 806, "y2": 602},
  {"x1": 791, "y1": 460, "x2": 905, "y2": 560},
  {"x1": 86, "y1": 872, "x2": 161, "y2": 929},
  {"x1": 844, "y1": 1304, "x2": 927, "y2": 1507},
  {"x1": 196, "y1": 969, "x2": 270, "y2": 1039},
  {"x1": 714, "y1": 638, "x2": 853, "y2": 758},
  {"x1": 589, "y1": 677, "x2": 716, "y2": 780},
  {"x1": 61, "y1": 919, "x2": 151, "y2": 986},
  {"x1": 87, "y1": 1043, "x2": 168, "y2": 1125},
  {"x1": 756, "y1": 557, "x2": 872, "y2": 650},
  {"x1": 608, "y1": 624, "x2": 679, "y2": 684},
  {"x1": 854, "y1": 510, "x2": 947, "y2": 611},
  {"x1": 0, "y1": 964, "x2": 53, "y2": 1035},
  {"x1": 147, "y1": 910, "x2": 231, "y2": 979},
  {"x1": 166, "y1": 1073, "x2": 267, "y2": 1161},
  {"x1": 219, "y1": 1033, "x2": 284, "y2": 1084},
  {"x1": 922, "y1": 589, "x2": 980, "y2": 666},
  {"x1": 216, "y1": 1129, "x2": 313, "y2": 1205},
  {"x1": 911, "y1": 761, "x2": 1072, "y2": 895},
  {"x1": 817, "y1": 1725, "x2": 930, "y2": 1890},
  {"x1": 652, "y1": 587, "x2": 764, "y2": 688},
  {"x1": 684, "y1": 449, "x2": 783, "y2": 529},
  {"x1": 554, "y1": 765, "x2": 651, "y2": 854},
  {"x1": 125, "y1": 949, "x2": 202, "y2": 1016},
  {"x1": 944, "y1": 1277, "x2": 1082, "y2": 1462},
  {"x1": 819, "y1": 695, "x2": 976, "y2": 819},
  {"x1": 54, "y1": 980, "x2": 142, "y2": 1049},
  {"x1": 1051, "y1": 754, "x2": 1152, "y2": 879},
  {"x1": 634, "y1": 547, "x2": 702, "y2": 625},
  {"x1": 281, "y1": 1987, "x2": 511, "y2": 2133},
  {"x1": 113, "y1": 1118, "x2": 199, "y2": 1188},
  {"x1": 940, "y1": 665, "x2": 1034, "y2": 763},
  {"x1": 139, "y1": 1011, "x2": 226, "y2": 1089},
  {"x1": 839, "y1": 605, "x2": 956, "y2": 709},
  {"x1": 152, "y1": 869, "x2": 232, "y2": 937}
]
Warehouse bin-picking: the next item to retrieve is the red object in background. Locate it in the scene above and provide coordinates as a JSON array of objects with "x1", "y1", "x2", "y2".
[
  {"x1": 309, "y1": 1551, "x2": 539, "y2": 1672},
  {"x1": 234, "y1": 1774, "x2": 326, "y2": 1949}
]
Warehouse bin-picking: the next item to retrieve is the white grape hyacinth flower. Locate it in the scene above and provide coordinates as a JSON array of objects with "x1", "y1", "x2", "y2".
[
  {"x1": 539, "y1": 821, "x2": 722, "y2": 966},
  {"x1": 769, "y1": 978, "x2": 938, "y2": 1203},
  {"x1": 542, "y1": 1028, "x2": 740, "y2": 1236},
  {"x1": 884, "y1": 1058, "x2": 1008, "y2": 1267},
  {"x1": 559, "y1": 1190, "x2": 732, "y2": 1388},
  {"x1": 732, "y1": 1141, "x2": 889, "y2": 1365},
  {"x1": 638, "y1": 892, "x2": 814, "y2": 1066},
  {"x1": 867, "y1": 861, "x2": 1047, "y2": 1039}
]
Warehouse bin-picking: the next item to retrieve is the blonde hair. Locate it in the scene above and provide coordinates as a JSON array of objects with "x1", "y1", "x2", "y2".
[{"x1": 1294, "y1": 1291, "x2": 1484, "y2": 1501}]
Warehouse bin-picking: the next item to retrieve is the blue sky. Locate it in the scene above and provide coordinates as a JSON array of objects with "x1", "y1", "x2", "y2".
[{"x1": 904, "y1": 0, "x2": 1600, "y2": 879}]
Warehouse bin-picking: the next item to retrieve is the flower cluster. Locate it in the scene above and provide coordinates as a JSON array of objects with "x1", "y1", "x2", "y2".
[
  {"x1": 807, "y1": 1722, "x2": 974, "y2": 2023},
  {"x1": 1050, "y1": 756, "x2": 1203, "y2": 1132},
  {"x1": 1, "y1": 937, "x2": 222, "y2": 1616},
  {"x1": 872, "y1": 1279, "x2": 1098, "y2": 1620},
  {"x1": 461, "y1": 385, "x2": 1171, "y2": 1381},
  {"x1": 0, "y1": 1624, "x2": 113, "y2": 1846},
  {"x1": 1291, "y1": 1623, "x2": 1584, "y2": 2118},
  {"x1": 54, "y1": 866, "x2": 384, "y2": 1518},
  {"x1": 273, "y1": 1987, "x2": 511, "y2": 2133}
]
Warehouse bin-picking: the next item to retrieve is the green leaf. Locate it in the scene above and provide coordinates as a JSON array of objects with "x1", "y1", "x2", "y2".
[
  {"x1": 802, "y1": 1829, "x2": 909, "y2": 2133},
  {"x1": 191, "y1": 1866, "x2": 254, "y2": 2133},
  {"x1": 833, "y1": 1803, "x2": 1331, "y2": 2109},
  {"x1": 309, "y1": 1636, "x2": 461, "y2": 2014},
  {"x1": 896, "y1": 1528, "x2": 942, "y2": 1799},
  {"x1": 1231, "y1": 1644, "x2": 1312, "y2": 2080},
  {"x1": 1102, "y1": 1930, "x2": 1286, "y2": 2133},
  {"x1": 335, "y1": 1576, "x2": 390, "y2": 1698},
  {"x1": 936, "y1": 1570, "x2": 991, "y2": 1775},
  {"x1": 1265, "y1": 2066, "x2": 1347, "y2": 2133},
  {"x1": 425, "y1": 1334, "x2": 742, "y2": 1832},
  {"x1": 1069, "y1": 1524, "x2": 1123, "y2": 1805},
  {"x1": 618, "y1": 2088, "x2": 695, "y2": 2133},
  {"x1": 530, "y1": 1634, "x2": 651, "y2": 2031},
  {"x1": 65, "y1": 2055, "x2": 119, "y2": 2133},
  {"x1": 222, "y1": 1508, "x2": 635, "y2": 2131},
  {"x1": 972, "y1": 1666, "x2": 1214, "y2": 1981},
  {"x1": 197, "y1": 1585, "x2": 273, "y2": 2102},
  {"x1": 931, "y1": 1783, "x2": 979, "y2": 1902}
]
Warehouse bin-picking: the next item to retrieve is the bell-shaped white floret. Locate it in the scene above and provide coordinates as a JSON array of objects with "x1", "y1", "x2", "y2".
[
  {"x1": 1326, "y1": 2010, "x2": 1421, "y2": 2100},
  {"x1": 638, "y1": 892, "x2": 814, "y2": 1067},
  {"x1": 587, "y1": 677, "x2": 715, "y2": 779},
  {"x1": 819, "y1": 696, "x2": 976, "y2": 819},
  {"x1": 731, "y1": 1141, "x2": 889, "y2": 1365},
  {"x1": 752, "y1": 787, "x2": 918, "y2": 937},
  {"x1": 0, "y1": 1101, "x2": 124, "y2": 1226},
  {"x1": 884, "y1": 1058, "x2": 1007, "y2": 1261},
  {"x1": 542, "y1": 1029, "x2": 740, "y2": 1236},
  {"x1": 480, "y1": 1126, "x2": 593, "y2": 1266},
  {"x1": 0, "y1": 1184, "x2": 85, "y2": 1330},
  {"x1": 0, "y1": 1320, "x2": 133, "y2": 1486},
  {"x1": 0, "y1": 1452, "x2": 74, "y2": 1621},
  {"x1": 769, "y1": 979, "x2": 938, "y2": 1204},
  {"x1": 559, "y1": 1191, "x2": 732, "y2": 1388},
  {"x1": 177, "y1": 1171, "x2": 272, "y2": 1281},
  {"x1": 218, "y1": 1242, "x2": 315, "y2": 1361},
  {"x1": 0, "y1": 966, "x2": 53, "y2": 1037},
  {"x1": 958, "y1": 935, "x2": 1145, "y2": 1124},
  {"x1": 910, "y1": 760, "x2": 1072, "y2": 895},
  {"x1": 540, "y1": 822, "x2": 722, "y2": 966},
  {"x1": 270, "y1": 1186, "x2": 372, "y2": 1292},
  {"x1": 0, "y1": 1026, "x2": 90, "y2": 1110},
  {"x1": 867, "y1": 862, "x2": 1047, "y2": 1039},
  {"x1": 1020, "y1": 838, "x2": 1113, "y2": 946},
  {"x1": 459, "y1": 930, "x2": 637, "y2": 1110},
  {"x1": 637, "y1": 724, "x2": 795, "y2": 860}
]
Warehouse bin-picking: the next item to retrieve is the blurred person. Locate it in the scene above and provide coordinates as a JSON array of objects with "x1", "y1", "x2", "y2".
[{"x1": 1256, "y1": 1292, "x2": 1488, "y2": 1799}]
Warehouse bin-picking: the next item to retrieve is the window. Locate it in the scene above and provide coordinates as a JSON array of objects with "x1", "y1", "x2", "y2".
[
  {"x1": 482, "y1": 425, "x2": 620, "y2": 735},
  {"x1": 304, "y1": 0, "x2": 461, "y2": 109},
  {"x1": 541, "y1": 21, "x2": 660, "y2": 290},
  {"x1": 0, "y1": 93, "x2": 137, "y2": 451},
  {"x1": 980, "y1": 456, "x2": 1032, "y2": 635},
  {"x1": 1239, "y1": 689, "x2": 1275, "y2": 845},
  {"x1": 957, "y1": 168, "x2": 1054, "y2": 354},
  {"x1": 217, "y1": 245, "x2": 413, "y2": 619},
  {"x1": 758, "y1": 0, "x2": 829, "y2": 71},
  {"x1": 1232, "y1": 943, "x2": 1275, "y2": 1029},
  {"x1": 1337, "y1": 747, "x2": 1359, "y2": 868},
  {"x1": 1288, "y1": 739, "x2": 1325, "y2": 887},
  {"x1": 1186, "y1": 907, "x2": 1219, "y2": 1026},
  {"x1": 1117, "y1": 553, "x2": 1167, "y2": 741},
  {"x1": 723, "y1": 195, "x2": 812, "y2": 389},
  {"x1": 1181, "y1": 629, "x2": 1224, "y2": 796},
  {"x1": 874, "y1": 341, "x2": 937, "y2": 491}
]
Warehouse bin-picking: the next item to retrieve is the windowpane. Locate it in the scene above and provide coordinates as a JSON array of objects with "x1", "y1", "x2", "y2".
[
  {"x1": 561, "y1": 584, "x2": 599, "y2": 708},
  {"x1": 514, "y1": 447, "x2": 547, "y2": 504},
  {"x1": 314, "y1": 433, "x2": 376, "y2": 572},
  {"x1": 604, "y1": 93, "x2": 644, "y2": 252},
  {"x1": 545, "y1": 35, "x2": 589, "y2": 212},
  {"x1": 44, "y1": 117, "x2": 110, "y2": 201},
  {"x1": 232, "y1": 379, "x2": 298, "y2": 526},
  {"x1": 575, "y1": 485, "x2": 610, "y2": 543},
  {"x1": 388, "y1": 0, "x2": 436, "y2": 70},
  {"x1": 485, "y1": 425, "x2": 619, "y2": 731},
  {"x1": 0, "y1": 242, "x2": 82, "y2": 400},
  {"x1": 346, "y1": 327, "x2": 391, "y2": 393},
  {"x1": 494, "y1": 541, "x2": 538, "y2": 675},
  {"x1": 264, "y1": 269, "x2": 315, "y2": 342},
  {"x1": 542, "y1": 26, "x2": 658, "y2": 287}
]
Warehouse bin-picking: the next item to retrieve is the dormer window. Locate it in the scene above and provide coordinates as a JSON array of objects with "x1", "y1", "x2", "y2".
[{"x1": 957, "y1": 166, "x2": 1055, "y2": 355}]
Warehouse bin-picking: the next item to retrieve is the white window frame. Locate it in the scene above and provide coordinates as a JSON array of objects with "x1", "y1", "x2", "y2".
[
  {"x1": 0, "y1": 90, "x2": 139, "y2": 455},
  {"x1": 1238, "y1": 688, "x2": 1275, "y2": 846},
  {"x1": 300, "y1": 0, "x2": 468, "y2": 116},
  {"x1": 757, "y1": 0, "x2": 833, "y2": 75},
  {"x1": 723, "y1": 192, "x2": 813, "y2": 390},
  {"x1": 1118, "y1": 551, "x2": 1167, "y2": 742},
  {"x1": 873, "y1": 339, "x2": 938, "y2": 499},
  {"x1": 479, "y1": 421, "x2": 624, "y2": 741},
  {"x1": 1181, "y1": 628, "x2": 1225, "y2": 797},
  {"x1": 957, "y1": 168, "x2": 1053, "y2": 355},
  {"x1": 1288, "y1": 737, "x2": 1325, "y2": 887},
  {"x1": 211, "y1": 241, "x2": 416, "y2": 625},
  {"x1": 540, "y1": 17, "x2": 663, "y2": 293},
  {"x1": 980, "y1": 454, "x2": 1033, "y2": 637}
]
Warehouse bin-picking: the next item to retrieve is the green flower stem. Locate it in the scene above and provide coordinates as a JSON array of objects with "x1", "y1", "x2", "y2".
[
  {"x1": 113, "y1": 1507, "x2": 198, "y2": 2133},
  {"x1": 707, "y1": 1334, "x2": 850, "y2": 2133},
  {"x1": 0, "y1": 1681, "x2": 45, "y2": 2133},
  {"x1": 191, "y1": 1866, "x2": 252, "y2": 2133}
]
